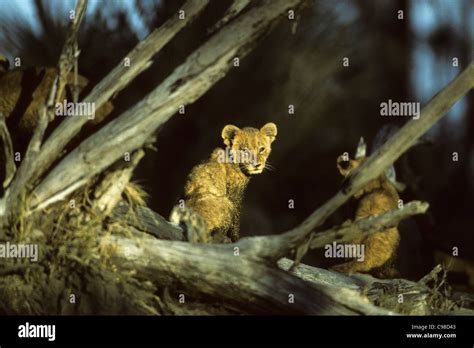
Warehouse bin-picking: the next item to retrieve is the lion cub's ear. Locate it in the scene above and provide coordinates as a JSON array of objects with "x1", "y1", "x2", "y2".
[
  {"x1": 222, "y1": 124, "x2": 241, "y2": 147},
  {"x1": 260, "y1": 122, "x2": 277, "y2": 143}
]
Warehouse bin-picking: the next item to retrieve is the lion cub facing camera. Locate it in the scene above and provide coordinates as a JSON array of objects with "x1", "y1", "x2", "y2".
[{"x1": 173, "y1": 123, "x2": 277, "y2": 244}]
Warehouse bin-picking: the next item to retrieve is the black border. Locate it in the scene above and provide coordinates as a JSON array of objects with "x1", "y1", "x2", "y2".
[{"x1": 0, "y1": 315, "x2": 473, "y2": 345}]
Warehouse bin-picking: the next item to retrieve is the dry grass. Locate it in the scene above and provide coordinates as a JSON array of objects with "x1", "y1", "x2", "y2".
[{"x1": 0, "y1": 182, "x2": 160, "y2": 315}]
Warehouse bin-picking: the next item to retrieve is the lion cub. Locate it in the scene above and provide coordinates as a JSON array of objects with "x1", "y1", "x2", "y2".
[
  {"x1": 176, "y1": 123, "x2": 277, "y2": 243},
  {"x1": 331, "y1": 153, "x2": 400, "y2": 278}
]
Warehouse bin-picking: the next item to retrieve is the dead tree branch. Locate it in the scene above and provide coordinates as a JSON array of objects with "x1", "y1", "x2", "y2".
[
  {"x1": 0, "y1": 112, "x2": 16, "y2": 189},
  {"x1": 111, "y1": 202, "x2": 185, "y2": 241},
  {"x1": 236, "y1": 62, "x2": 474, "y2": 265},
  {"x1": 0, "y1": 0, "x2": 87, "y2": 222},
  {"x1": 279, "y1": 259, "x2": 474, "y2": 315},
  {"x1": 93, "y1": 150, "x2": 144, "y2": 215},
  {"x1": 56, "y1": 0, "x2": 87, "y2": 104},
  {"x1": 28, "y1": 0, "x2": 210, "y2": 187},
  {"x1": 29, "y1": 0, "x2": 311, "y2": 210},
  {"x1": 208, "y1": 0, "x2": 251, "y2": 34},
  {"x1": 105, "y1": 229, "x2": 393, "y2": 315},
  {"x1": 309, "y1": 200, "x2": 429, "y2": 249}
]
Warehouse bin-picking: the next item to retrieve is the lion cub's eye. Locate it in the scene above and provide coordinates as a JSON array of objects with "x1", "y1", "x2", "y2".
[{"x1": 259, "y1": 146, "x2": 265, "y2": 153}]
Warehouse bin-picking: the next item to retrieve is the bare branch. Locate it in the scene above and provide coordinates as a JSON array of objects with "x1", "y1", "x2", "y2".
[
  {"x1": 111, "y1": 202, "x2": 185, "y2": 241},
  {"x1": 309, "y1": 201, "x2": 429, "y2": 250},
  {"x1": 55, "y1": 0, "x2": 87, "y2": 104},
  {"x1": 0, "y1": 0, "x2": 87, "y2": 221},
  {"x1": 343, "y1": 62, "x2": 474, "y2": 196},
  {"x1": 30, "y1": 0, "x2": 311, "y2": 210},
  {"x1": 237, "y1": 62, "x2": 474, "y2": 264},
  {"x1": 29, "y1": 0, "x2": 210, "y2": 187},
  {"x1": 0, "y1": 112, "x2": 16, "y2": 189},
  {"x1": 208, "y1": 0, "x2": 251, "y2": 34},
  {"x1": 93, "y1": 150, "x2": 144, "y2": 215}
]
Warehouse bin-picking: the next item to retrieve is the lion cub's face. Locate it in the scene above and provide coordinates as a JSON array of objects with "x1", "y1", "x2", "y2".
[
  {"x1": 337, "y1": 154, "x2": 365, "y2": 177},
  {"x1": 221, "y1": 122, "x2": 277, "y2": 175}
]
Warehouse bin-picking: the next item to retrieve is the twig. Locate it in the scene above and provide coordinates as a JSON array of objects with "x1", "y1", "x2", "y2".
[{"x1": 418, "y1": 264, "x2": 443, "y2": 285}]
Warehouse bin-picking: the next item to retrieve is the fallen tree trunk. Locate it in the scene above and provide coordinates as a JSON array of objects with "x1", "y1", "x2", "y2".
[
  {"x1": 107, "y1": 201, "x2": 472, "y2": 315},
  {"x1": 106, "y1": 227, "x2": 393, "y2": 315}
]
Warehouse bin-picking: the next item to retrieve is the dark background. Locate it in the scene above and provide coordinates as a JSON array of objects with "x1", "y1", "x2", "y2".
[{"x1": 0, "y1": 0, "x2": 473, "y2": 285}]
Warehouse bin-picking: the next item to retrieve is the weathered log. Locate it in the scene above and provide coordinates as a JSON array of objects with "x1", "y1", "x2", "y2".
[
  {"x1": 106, "y1": 228, "x2": 393, "y2": 315},
  {"x1": 111, "y1": 202, "x2": 185, "y2": 241},
  {"x1": 279, "y1": 258, "x2": 474, "y2": 315}
]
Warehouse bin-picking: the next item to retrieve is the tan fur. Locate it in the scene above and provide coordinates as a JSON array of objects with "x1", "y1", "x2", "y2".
[
  {"x1": 331, "y1": 154, "x2": 400, "y2": 278},
  {"x1": 183, "y1": 123, "x2": 277, "y2": 243}
]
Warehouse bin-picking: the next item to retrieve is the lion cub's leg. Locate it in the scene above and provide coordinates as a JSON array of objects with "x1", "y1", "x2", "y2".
[
  {"x1": 228, "y1": 218, "x2": 240, "y2": 243},
  {"x1": 332, "y1": 228, "x2": 399, "y2": 274},
  {"x1": 361, "y1": 227, "x2": 399, "y2": 269},
  {"x1": 187, "y1": 196, "x2": 235, "y2": 243},
  {"x1": 332, "y1": 189, "x2": 400, "y2": 275}
]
